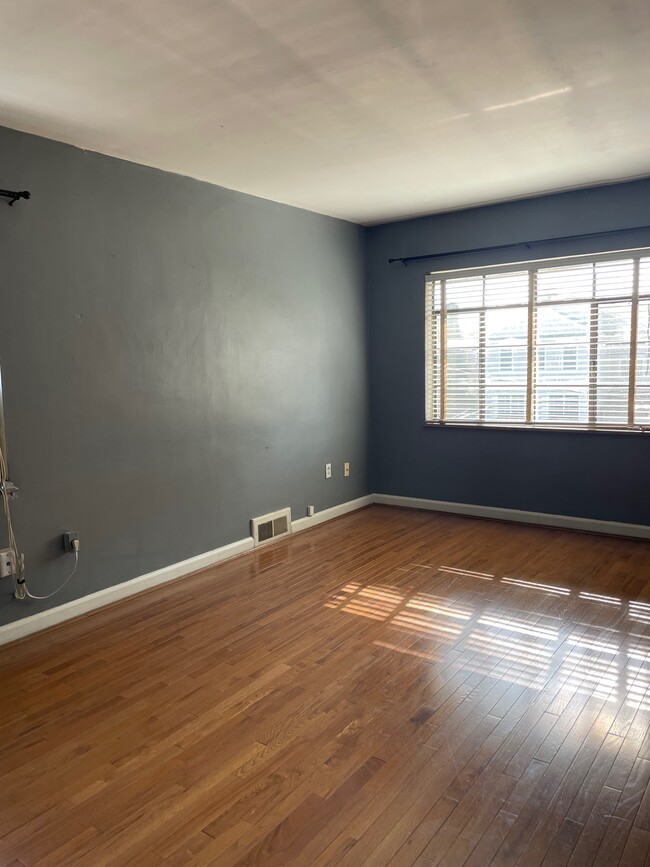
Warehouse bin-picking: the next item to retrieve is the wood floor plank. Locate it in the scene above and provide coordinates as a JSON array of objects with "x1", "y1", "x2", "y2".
[
  {"x1": 592, "y1": 816, "x2": 632, "y2": 866},
  {"x1": 616, "y1": 757, "x2": 650, "y2": 824},
  {"x1": 567, "y1": 785, "x2": 622, "y2": 866},
  {"x1": 463, "y1": 809, "x2": 517, "y2": 867},
  {"x1": 618, "y1": 826, "x2": 650, "y2": 866},
  {"x1": 1, "y1": 505, "x2": 649, "y2": 866}
]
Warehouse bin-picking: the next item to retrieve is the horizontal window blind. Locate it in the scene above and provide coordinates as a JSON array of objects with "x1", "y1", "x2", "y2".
[{"x1": 425, "y1": 249, "x2": 650, "y2": 431}]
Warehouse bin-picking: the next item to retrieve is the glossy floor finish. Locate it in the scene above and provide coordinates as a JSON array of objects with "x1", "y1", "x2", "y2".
[{"x1": 2, "y1": 506, "x2": 650, "y2": 866}]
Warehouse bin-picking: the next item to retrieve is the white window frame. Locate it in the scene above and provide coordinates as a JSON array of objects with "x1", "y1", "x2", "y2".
[{"x1": 425, "y1": 247, "x2": 650, "y2": 433}]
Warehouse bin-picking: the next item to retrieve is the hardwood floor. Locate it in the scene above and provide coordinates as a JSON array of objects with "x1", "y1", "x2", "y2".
[{"x1": 2, "y1": 505, "x2": 650, "y2": 866}]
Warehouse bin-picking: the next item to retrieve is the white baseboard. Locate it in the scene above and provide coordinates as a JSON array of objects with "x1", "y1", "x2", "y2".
[
  {"x1": 0, "y1": 536, "x2": 255, "y2": 647},
  {"x1": 0, "y1": 495, "x2": 373, "y2": 647},
  {"x1": 373, "y1": 493, "x2": 650, "y2": 541},
  {"x1": 291, "y1": 495, "x2": 374, "y2": 534},
  {"x1": 2, "y1": 491, "x2": 645, "y2": 647}
]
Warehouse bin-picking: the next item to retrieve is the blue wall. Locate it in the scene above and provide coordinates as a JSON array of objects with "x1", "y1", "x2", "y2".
[
  {"x1": 0, "y1": 126, "x2": 369, "y2": 626},
  {"x1": 366, "y1": 180, "x2": 650, "y2": 525}
]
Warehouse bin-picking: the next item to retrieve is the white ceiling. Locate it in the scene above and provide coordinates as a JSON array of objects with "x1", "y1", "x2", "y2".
[{"x1": 1, "y1": 0, "x2": 650, "y2": 224}]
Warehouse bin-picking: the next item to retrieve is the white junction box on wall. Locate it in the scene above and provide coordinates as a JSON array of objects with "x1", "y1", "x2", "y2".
[
  {"x1": 251, "y1": 507, "x2": 292, "y2": 547},
  {"x1": 0, "y1": 548, "x2": 13, "y2": 578}
]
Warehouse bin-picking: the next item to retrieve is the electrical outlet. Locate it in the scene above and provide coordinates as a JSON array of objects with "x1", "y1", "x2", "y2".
[
  {"x1": 325, "y1": 463, "x2": 332, "y2": 479},
  {"x1": 0, "y1": 548, "x2": 13, "y2": 578},
  {"x1": 307, "y1": 505, "x2": 315, "y2": 517},
  {"x1": 344, "y1": 462, "x2": 350, "y2": 477},
  {"x1": 62, "y1": 531, "x2": 80, "y2": 552}
]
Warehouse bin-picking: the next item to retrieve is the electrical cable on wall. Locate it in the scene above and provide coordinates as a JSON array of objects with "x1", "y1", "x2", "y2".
[
  {"x1": 0, "y1": 412, "x2": 79, "y2": 602},
  {"x1": 1, "y1": 439, "x2": 80, "y2": 600},
  {"x1": 0, "y1": 438, "x2": 25, "y2": 599},
  {"x1": 21, "y1": 549, "x2": 79, "y2": 600}
]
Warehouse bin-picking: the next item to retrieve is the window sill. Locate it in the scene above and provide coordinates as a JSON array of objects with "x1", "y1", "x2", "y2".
[{"x1": 423, "y1": 422, "x2": 650, "y2": 436}]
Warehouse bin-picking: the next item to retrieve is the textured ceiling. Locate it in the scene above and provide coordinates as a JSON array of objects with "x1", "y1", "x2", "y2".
[{"x1": 1, "y1": 0, "x2": 650, "y2": 223}]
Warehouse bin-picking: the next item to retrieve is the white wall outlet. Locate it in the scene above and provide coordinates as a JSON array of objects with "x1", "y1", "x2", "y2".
[
  {"x1": 0, "y1": 548, "x2": 13, "y2": 579},
  {"x1": 325, "y1": 463, "x2": 332, "y2": 479},
  {"x1": 307, "y1": 505, "x2": 315, "y2": 517},
  {"x1": 344, "y1": 462, "x2": 350, "y2": 477}
]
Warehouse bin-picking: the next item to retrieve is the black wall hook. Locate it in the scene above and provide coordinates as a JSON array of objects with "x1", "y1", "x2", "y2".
[{"x1": 0, "y1": 189, "x2": 31, "y2": 206}]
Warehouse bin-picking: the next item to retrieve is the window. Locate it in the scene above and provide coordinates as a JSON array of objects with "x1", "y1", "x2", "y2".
[
  {"x1": 538, "y1": 346, "x2": 579, "y2": 372},
  {"x1": 495, "y1": 348, "x2": 513, "y2": 372},
  {"x1": 425, "y1": 250, "x2": 650, "y2": 430}
]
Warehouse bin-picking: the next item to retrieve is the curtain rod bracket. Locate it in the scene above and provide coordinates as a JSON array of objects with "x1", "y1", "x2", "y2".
[{"x1": 0, "y1": 189, "x2": 31, "y2": 206}]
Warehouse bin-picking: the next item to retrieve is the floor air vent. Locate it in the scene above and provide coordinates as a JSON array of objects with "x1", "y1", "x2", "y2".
[{"x1": 251, "y1": 507, "x2": 292, "y2": 547}]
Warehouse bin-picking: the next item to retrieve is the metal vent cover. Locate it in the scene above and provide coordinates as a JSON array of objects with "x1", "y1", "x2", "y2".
[{"x1": 251, "y1": 507, "x2": 292, "y2": 547}]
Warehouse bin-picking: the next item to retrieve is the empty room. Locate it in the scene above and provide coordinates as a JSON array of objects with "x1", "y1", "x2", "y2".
[{"x1": 2, "y1": 1, "x2": 650, "y2": 865}]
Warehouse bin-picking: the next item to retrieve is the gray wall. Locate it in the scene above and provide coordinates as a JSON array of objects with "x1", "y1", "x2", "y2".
[
  {"x1": 367, "y1": 180, "x2": 650, "y2": 526},
  {"x1": 0, "y1": 125, "x2": 368, "y2": 626}
]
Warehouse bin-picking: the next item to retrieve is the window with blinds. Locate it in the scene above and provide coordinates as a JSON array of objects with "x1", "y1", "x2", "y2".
[{"x1": 425, "y1": 249, "x2": 650, "y2": 431}]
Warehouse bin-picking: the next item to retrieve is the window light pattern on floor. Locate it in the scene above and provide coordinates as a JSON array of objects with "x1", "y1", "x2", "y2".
[{"x1": 325, "y1": 570, "x2": 650, "y2": 713}]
